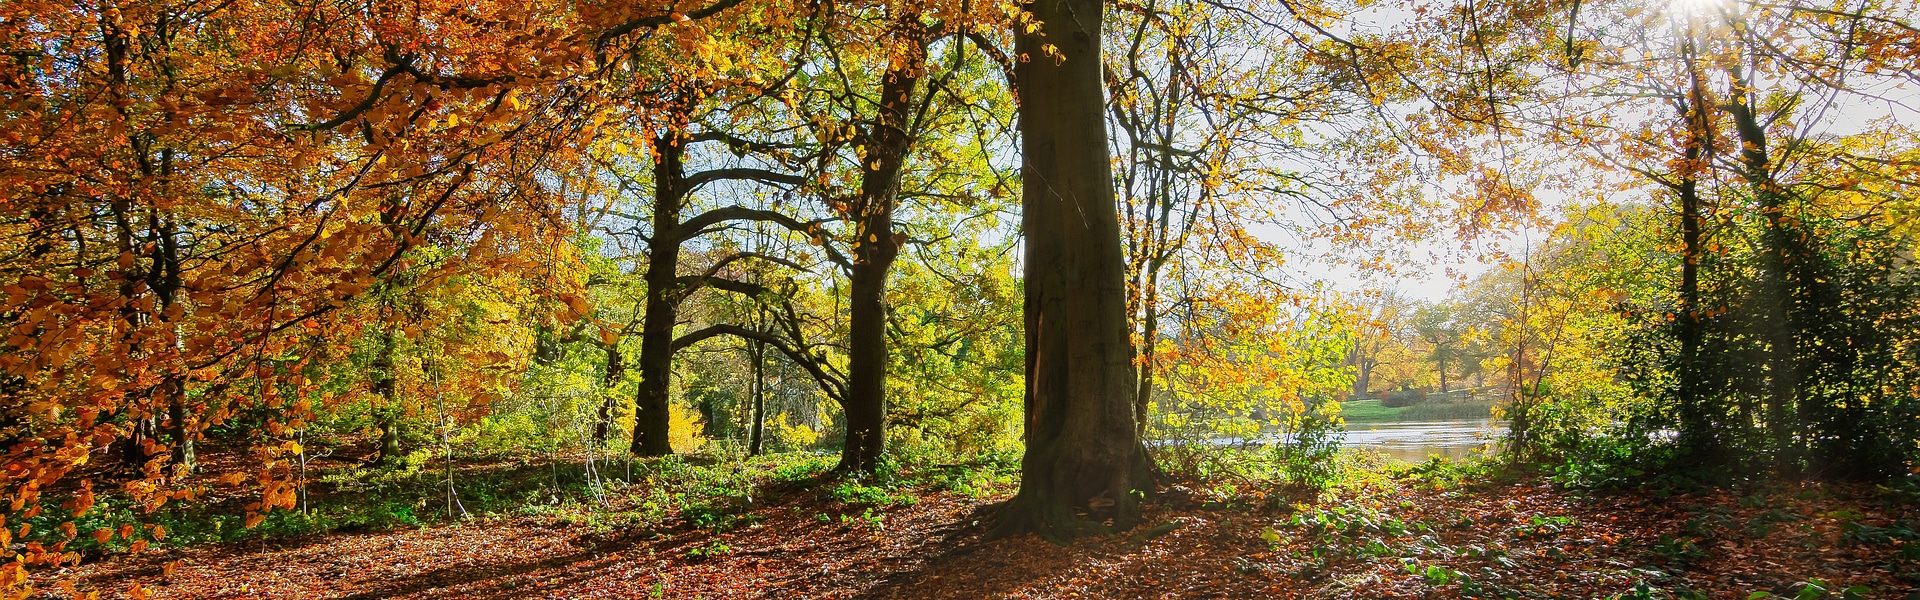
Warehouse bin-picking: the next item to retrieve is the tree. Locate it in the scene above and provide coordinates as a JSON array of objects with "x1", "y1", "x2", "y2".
[
  {"x1": 814, "y1": 15, "x2": 939, "y2": 473},
  {"x1": 994, "y1": 0, "x2": 1151, "y2": 541},
  {"x1": 1412, "y1": 303, "x2": 1466, "y2": 394},
  {"x1": 0, "y1": 0, "x2": 785, "y2": 591},
  {"x1": 626, "y1": 118, "x2": 809, "y2": 457},
  {"x1": 1344, "y1": 292, "x2": 1416, "y2": 399}
]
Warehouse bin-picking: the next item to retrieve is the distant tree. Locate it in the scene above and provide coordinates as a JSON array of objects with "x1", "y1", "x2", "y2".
[{"x1": 1412, "y1": 303, "x2": 1466, "y2": 394}]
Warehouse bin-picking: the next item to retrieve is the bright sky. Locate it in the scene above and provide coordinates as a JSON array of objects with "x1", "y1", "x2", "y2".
[{"x1": 1276, "y1": 0, "x2": 1920, "y2": 307}]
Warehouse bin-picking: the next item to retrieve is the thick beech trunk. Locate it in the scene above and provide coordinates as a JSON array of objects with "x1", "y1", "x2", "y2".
[
  {"x1": 632, "y1": 133, "x2": 685, "y2": 458},
  {"x1": 995, "y1": 0, "x2": 1151, "y2": 542},
  {"x1": 841, "y1": 251, "x2": 892, "y2": 472}
]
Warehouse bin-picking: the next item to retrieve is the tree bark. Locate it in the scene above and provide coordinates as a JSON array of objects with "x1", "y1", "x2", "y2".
[
  {"x1": 1673, "y1": 52, "x2": 1717, "y2": 466},
  {"x1": 154, "y1": 207, "x2": 193, "y2": 472},
  {"x1": 594, "y1": 338, "x2": 624, "y2": 447},
  {"x1": 838, "y1": 35, "x2": 924, "y2": 475},
  {"x1": 1133, "y1": 263, "x2": 1159, "y2": 436},
  {"x1": 631, "y1": 132, "x2": 686, "y2": 458},
  {"x1": 1348, "y1": 347, "x2": 1376, "y2": 399},
  {"x1": 1726, "y1": 64, "x2": 1806, "y2": 470},
  {"x1": 748, "y1": 335, "x2": 766, "y2": 456},
  {"x1": 995, "y1": 0, "x2": 1151, "y2": 542},
  {"x1": 371, "y1": 322, "x2": 402, "y2": 466}
]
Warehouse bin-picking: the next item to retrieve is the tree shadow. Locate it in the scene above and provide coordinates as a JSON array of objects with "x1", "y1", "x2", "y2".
[{"x1": 840, "y1": 503, "x2": 1083, "y2": 600}]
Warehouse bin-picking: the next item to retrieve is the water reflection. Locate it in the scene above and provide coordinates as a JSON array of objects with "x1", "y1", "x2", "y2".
[
  {"x1": 1167, "y1": 418, "x2": 1509, "y2": 463},
  {"x1": 1344, "y1": 419, "x2": 1505, "y2": 462}
]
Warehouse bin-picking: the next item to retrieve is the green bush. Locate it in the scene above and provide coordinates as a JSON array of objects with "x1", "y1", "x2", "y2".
[{"x1": 1380, "y1": 388, "x2": 1428, "y2": 408}]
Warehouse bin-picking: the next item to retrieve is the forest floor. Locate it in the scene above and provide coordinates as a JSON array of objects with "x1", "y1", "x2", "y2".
[{"x1": 33, "y1": 453, "x2": 1920, "y2": 599}]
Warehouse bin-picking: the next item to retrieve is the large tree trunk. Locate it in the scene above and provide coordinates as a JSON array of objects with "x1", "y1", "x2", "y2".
[
  {"x1": 841, "y1": 249, "x2": 892, "y2": 472},
  {"x1": 631, "y1": 133, "x2": 686, "y2": 458},
  {"x1": 995, "y1": 0, "x2": 1151, "y2": 542},
  {"x1": 838, "y1": 37, "x2": 923, "y2": 474}
]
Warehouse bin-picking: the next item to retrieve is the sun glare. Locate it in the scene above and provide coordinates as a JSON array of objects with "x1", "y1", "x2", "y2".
[{"x1": 1667, "y1": 0, "x2": 1730, "y2": 19}]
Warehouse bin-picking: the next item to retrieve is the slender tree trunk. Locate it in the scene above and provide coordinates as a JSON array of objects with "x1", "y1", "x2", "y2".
[
  {"x1": 1133, "y1": 261, "x2": 1160, "y2": 436},
  {"x1": 371, "y1": 322, "x2": 402, "y2": 465},
  {"x1": 112, "y1": 186, "x2": 148, "y2": 469},
  {"x1": 748, "y1": 337, "x2": 766, "y2": 456},
  {"x1": 995, "y1": 0, "x2": 1150, "y2": 542},
  {"x1": 123, "y1": 418, "x2": 151, "y2": 468},
  {"x1": 104, "y1": 4, "x2": 149, "y2": 472},
  {"x1": 1726, "y1": 65, "x2": 1803, "y2": 470},
  {"x1": 1350, "y1": 349, "x2": 1375, "y2": 399},
  {"x1": 1660, "y1": 38, "x2": 1730, "y2": 469},
  {"x1": 594, "y1": 338, "x2": 624, "y2": 447},
  {"x1": 838, "y1": 39, "x2": 922, "y2": 474},
  {"x1": 632, "y1": 132, "x2": 686, "y2": 458},
  {"x1": 1675, "y1": 151, "x2": 1711, "y2": 447},
  {"x1": 1676, "y1": 71, "x2": 1713, "y2": 463},
  {"x1": 166, "y1": 388, "x2": 192, "y2": 471},
  {"x1": 154, "y1": 206, "x2": 194, "y2": 472}
]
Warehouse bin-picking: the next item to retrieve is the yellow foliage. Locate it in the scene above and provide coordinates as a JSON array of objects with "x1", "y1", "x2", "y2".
[
  {"x1": 772, "y1": 413, "x2": 822, "y2": 448},
  {"x1": 669, "y1": 403, "x2": 708, "y2": 454}
]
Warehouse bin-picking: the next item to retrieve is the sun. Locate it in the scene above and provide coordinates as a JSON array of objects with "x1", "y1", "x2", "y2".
[{"x1": 1667, "y1": 0, "x2": 1731, "y2": 19}]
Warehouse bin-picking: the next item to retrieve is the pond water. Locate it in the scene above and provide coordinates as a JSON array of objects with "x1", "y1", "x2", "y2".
[
  {"x1": 1176, "y1": 418, "x2": 1509, "y2": 463},
  {"x1": 1343, "y1": 418, "x2": 1506, "y2": 463}
]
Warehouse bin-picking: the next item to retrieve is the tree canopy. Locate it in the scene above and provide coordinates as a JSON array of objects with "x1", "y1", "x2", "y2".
[{"x1": 3, "y1": 0, "x2": 1919, "y2": 596}]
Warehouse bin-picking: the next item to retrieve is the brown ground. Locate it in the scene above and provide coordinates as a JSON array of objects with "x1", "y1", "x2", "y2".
[{"x1": 35, "y1": 476, "x2": 1918, "y2": 599}]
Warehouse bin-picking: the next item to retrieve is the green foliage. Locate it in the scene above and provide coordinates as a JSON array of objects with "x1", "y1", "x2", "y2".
[
  {"x1": 881, "y1": 238, "x2": 1024, "y2": 461},
  {"x1": 1489, "y1": 197, "x2": 1920, "y2": 488},
  {"x1": 1379, "y1": 387, "x2": 1427, "y2": 408},
  {"x1": 1151, "y1": 304, "x2": 1352, "y2": 488},
  {"x1": 1611, "y1": 581, "x2": 1710, "y2": 600},
  {"x1": 1609, "y1": 209, "x2": 1920, "y2": 481},
  {"x1": 830, "y1": 479, "x2": 918, "y2": 508},
  {"x1": 1270, "y1": 402, "x2": 1345, "y2": 490},
  {"x1": 685, "y1": 538, "x2": 733, "y2": 559},
  {"x1": 1745, "y1": 579, "x2": 1872, "y2": 600},
  {"x1": 1648, "y1": 534, "x2": 1707, "y2": 567}
]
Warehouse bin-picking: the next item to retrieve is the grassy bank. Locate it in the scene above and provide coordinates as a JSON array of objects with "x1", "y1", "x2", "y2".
[{"x1": 1339, "y1": 398, "x2": 1497, "y2": 423}]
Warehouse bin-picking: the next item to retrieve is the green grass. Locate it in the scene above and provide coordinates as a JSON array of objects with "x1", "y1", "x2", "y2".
[
  {"x1": 1402, "y1": 402, "x2": 1496, "y2": 421},
  {"x1": 1339, "y1": 399, "x2": 1405, "y2": 423},
  {"x1": 23, "y1": 449, "x2": 1026, "y2": 560},
  {"x1": 1339, "y1": 399, "x2": 1496, "y2": 424}
]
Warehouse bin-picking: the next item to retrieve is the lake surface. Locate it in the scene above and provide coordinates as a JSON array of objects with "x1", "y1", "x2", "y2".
[{"x1": 1344, "y1": 418, "x2": 1505, "y2": 462}]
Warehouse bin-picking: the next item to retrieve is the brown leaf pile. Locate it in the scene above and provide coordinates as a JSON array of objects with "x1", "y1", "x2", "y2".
[{"x1": 37, "y1": 477, "x2": 1917, "y2": 599}]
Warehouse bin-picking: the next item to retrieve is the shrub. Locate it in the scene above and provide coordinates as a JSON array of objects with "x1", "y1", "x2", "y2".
[{"x1": 1380, "y1": 387, "x2": 1428, "y2": 408}]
